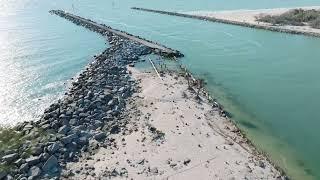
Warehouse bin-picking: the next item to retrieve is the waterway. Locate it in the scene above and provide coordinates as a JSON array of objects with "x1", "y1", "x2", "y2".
[{"x1": 1, "y1": 0, "x2": 320, "y2": 179}]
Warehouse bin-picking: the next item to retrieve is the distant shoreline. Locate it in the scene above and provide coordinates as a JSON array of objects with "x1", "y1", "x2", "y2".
[{"x1": 132, "y1": 6, "x2": 320, "y2": 37}]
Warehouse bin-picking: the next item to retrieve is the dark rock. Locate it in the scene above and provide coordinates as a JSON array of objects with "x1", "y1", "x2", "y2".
[
  {"x1": 19, "y1": 163, "x2": 29, "y2": 173},
  {"x1": 94, "y1": 132, "x2": 106, "y2": 141},
  {"x1": 110, "y1": 125, "x2": 120, "y2": 134},
  {"x1": 94, "y1": 120, "x2": 103, "y2": 128},
  {"x1": 258, "y1": 161, "x2": 266, "y2": 169},
  {"x1": 128, "y1": 63, "x2": 135, "y2": 67},
  {"x1": 31, "y1": 146, "x2": 43, "y2": 156},
  {"x1": 39, "y1": 153, "x2": 50, "y2": 162},
  {"x1": 78, "y1": 136, "x2": 89, "y2": 145},
  {"x1": 58, "y1": 125, "x2": 70, "y2": 135},
  {"x1": 47, "y1": 142, "x2": 60, "y2": 154},
  {"x1": 60, "y1": 133, "x2": 78, "y2": 144},
  {"x1": 0, "y1": 172, "x2": 7, "y2": 179},
  {"x1": 26, "y1": 156, "x2": 41, "y2": 166},
  {"x1": 183, "y1": 158, "x2": 191, "y2": 165},
  {"x1": 69, "y1": 119, "x2": 77, "y2": 126},
  {"x1": 79, "y1": 113, "x2": 87, "y2": 118}
]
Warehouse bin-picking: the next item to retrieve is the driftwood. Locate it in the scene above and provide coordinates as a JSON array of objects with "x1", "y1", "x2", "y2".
[{"x1": 149, "y1": 58, "x2": 163, "y2": 81}]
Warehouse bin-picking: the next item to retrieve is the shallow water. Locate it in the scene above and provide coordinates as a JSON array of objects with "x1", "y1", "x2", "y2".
[{"x1": 1, "y1": 0, "x2": 320, "y2": 179}]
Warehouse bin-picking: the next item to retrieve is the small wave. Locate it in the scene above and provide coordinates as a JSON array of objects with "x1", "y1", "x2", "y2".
[
  {"x1": 246, "y1": 39, "x2": 263, "y2": 47},
  {"x1": 222, "y1": 31, "x2": 234, "y2": 37}
]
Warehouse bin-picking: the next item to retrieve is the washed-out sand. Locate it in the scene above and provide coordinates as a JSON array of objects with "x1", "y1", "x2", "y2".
[
  {"x1": 64, "y1": 67, "x2": 283, "y2": 179},
  {"x1": 186, "y1": 6, "x2": 320, "y2": 35}
]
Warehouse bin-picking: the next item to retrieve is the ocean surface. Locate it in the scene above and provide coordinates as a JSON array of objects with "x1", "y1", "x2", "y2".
[{"x1": 1, "y1": 0, "x2": 320, "y2": 179}]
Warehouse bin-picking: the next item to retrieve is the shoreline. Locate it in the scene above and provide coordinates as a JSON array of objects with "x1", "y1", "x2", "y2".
[
  {"x1": 132, "y1": 7, "x2": 320, "y2": 38},
  {"x1": 64, "y1": 67, "x2": 284, "y2": 179},
  {"x1": 0, "y1": 10, "x2": 287, "y2": 180}
]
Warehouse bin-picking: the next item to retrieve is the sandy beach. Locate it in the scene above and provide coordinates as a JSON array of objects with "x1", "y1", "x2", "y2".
[
  {"x1": 186, "y1": 6, "x2": 320, "y2": 36},
  {"x1": 64, "y1": 67, "x2": 284, "y2": 179}
]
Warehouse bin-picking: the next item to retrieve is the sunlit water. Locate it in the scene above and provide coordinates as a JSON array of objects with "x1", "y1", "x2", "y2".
[{"x1": 1, "y1": 0, "x2": 320, "y2": 179}]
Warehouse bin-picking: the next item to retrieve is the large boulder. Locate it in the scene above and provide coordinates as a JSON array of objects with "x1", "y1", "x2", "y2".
[{"x1": 42, "y1": 155, "x2": 60, "y2": 174}]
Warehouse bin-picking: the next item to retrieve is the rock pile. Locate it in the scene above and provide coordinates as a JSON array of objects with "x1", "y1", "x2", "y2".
[{"x1": 0, "y1": 29, "x2": 152, "y2": 179}]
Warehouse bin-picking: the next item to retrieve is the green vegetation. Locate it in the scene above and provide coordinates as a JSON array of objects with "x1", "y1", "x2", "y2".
[
  {"x1": 257, "y1": 9, "x2": 320, "y2": 29},
  {"x1": 0, "y1": 126, "x2": 49, "y2": 173},
  {"x1": 0, "y1": 127, "x2": 24, "y2": 153}
]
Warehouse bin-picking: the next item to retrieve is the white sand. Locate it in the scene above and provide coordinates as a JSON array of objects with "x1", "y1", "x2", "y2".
[
  {"x1": 187, "y1": 6, "x2": 320, "y2": 35},
  {"x1": 64, "y1": 68, "x2": 283, "y2": 179}
]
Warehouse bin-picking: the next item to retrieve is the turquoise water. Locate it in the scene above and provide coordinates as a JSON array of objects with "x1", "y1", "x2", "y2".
[
  {"x1": 1, "y1": 0, "x2": 320, "y2": 179},
  {"x1": 0, "y1": 1, "x2": 106, "y2": 125}
]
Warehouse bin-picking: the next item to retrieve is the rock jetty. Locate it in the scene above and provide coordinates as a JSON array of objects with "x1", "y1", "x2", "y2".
[
  {"x1": 132, "y1": 7, "x2": 320, "y2": 38},
  {"x1": 50, "y1": 10, "x2": 184, "y2": 58},
  {"x1": 0, "y1": 10, "x2": 183, "y2": 180}
]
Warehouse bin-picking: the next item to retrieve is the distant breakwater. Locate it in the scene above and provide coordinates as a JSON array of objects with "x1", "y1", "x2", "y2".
[
  {"x1": 131, "y1": 7, "x2": 320, "y2": 38},
  {"x1": 0, "y1": 11, "x2": 183, "y2": 180}
]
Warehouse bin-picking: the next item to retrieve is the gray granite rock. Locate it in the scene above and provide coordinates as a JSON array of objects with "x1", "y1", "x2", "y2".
[
  {"x1": 94, "y1": 132, "x2": 106, "y2": 141},
  {"x1": 2, "y1": 153, "x2": 18, "y2": 163},
  {"x1": 26, "y1": 156, "x2": 40, "y2": 166},
  {"x1": 28, "y1": 166, "x2": 41, "y2": 178}
]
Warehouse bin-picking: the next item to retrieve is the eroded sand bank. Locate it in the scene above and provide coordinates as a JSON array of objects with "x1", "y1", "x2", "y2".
[{"x1": 64, "y1": 67, "x2": 283, "y2": 179}]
